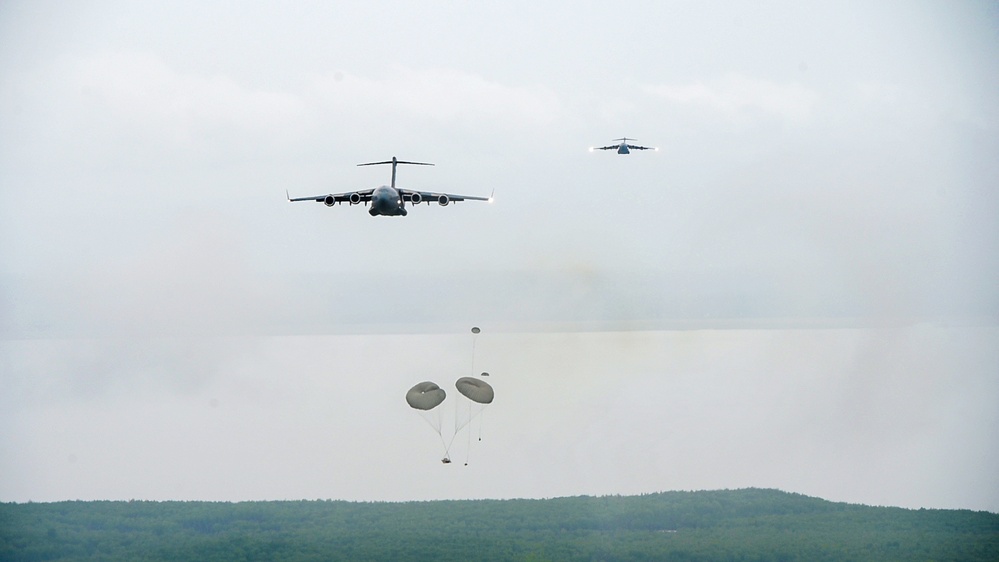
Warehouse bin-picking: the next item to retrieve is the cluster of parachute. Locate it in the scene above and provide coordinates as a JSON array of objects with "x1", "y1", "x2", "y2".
[
  {"x1": 406, "y1": 377, "x2": 494, "y2": 465},
  {"x1": 406, "y1": 377, "x2": 494, "y2": 411},
  {"x1": 406, "y1": 327, "x2": 494, "y2": 465}
]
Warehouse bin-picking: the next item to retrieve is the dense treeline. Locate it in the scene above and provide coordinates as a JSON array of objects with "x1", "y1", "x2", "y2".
[{"x1": 2, "y1": 488, "x2": 997, "y2": 561}]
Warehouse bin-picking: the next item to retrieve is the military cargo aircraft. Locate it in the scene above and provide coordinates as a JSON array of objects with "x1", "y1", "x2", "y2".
[
  {"x1": 288, "y1": 157, "x2": 492, "y2": 216},
  {"x1": 589, "y1": 137, "x2": 657, "y2": 154}
]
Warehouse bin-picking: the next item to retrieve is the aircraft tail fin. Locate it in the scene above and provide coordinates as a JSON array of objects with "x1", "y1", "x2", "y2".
[{"x1": 357, "y1": 156, "x2": 434, "y2": 188}]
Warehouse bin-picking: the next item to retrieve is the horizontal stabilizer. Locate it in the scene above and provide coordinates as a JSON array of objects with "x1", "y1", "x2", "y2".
[
  {"x1": 357, "y1": 159, "x2": 434, "y2": 167},
  {"x1": 357, "y1": 156, "x2": 433, "y2": 188}
]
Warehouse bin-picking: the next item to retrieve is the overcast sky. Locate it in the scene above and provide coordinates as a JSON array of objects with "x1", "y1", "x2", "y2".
[{"x1": 1, "y1": 1, "x2": 997, "y2": 511}]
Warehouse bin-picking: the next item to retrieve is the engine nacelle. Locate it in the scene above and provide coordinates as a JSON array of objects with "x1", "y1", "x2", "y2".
[
  {"x1": 349, "y1": 192, "x2": 362, "y2": 205},
  {"x1": 437, "y1": 194, "x2": 450, "y2": 206},
  {"x1": 410, "y1": 192, "x2": 423, "y2": 205},
  {"x1": 324, "y1": 195, "x2": 336, "y2": 207}
]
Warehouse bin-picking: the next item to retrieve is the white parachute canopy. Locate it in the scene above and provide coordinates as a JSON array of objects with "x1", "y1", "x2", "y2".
[
  {"x1": 406, "y1": 381, "x2": 446, "y2": 411},
  {"x1": 455, "y1": 376, "x2": 494, "y2": 404},
  {"x1": 406, "y1": 381, "x2": 447, "y2": 440}
]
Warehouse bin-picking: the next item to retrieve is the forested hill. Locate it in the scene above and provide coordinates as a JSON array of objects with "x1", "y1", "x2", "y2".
[{"x1": 2, "y1": 488, "x2": 997, "y2": 561}]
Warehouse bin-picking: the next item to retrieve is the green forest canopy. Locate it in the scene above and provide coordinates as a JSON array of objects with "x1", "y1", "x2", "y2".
[{"x1": 2, "y1": 488, "x2": 997, "y2": 561}]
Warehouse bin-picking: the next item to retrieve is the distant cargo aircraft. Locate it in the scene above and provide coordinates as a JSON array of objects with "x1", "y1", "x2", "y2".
[
  {"x1": 589, "y1": 137, "x2": 658, "y2": 154},
  {"x1": 287, "y1": 157, "x2": 492, "y2": 216}
]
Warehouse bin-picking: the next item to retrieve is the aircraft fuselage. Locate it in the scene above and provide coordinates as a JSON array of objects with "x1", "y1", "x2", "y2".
[
  {"x1": 617, "y1": 144, "x2": 630, "y2": 154},
  {"x1": 370, "y1": 185, "x2": 406, "y2": 216}
]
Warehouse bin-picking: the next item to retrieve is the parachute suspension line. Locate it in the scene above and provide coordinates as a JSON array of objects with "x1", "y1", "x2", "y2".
[
  {"x1": 448, "y1": 398, "x2": 475, "y2": 462},
  {"x1": 463, "y1": 402, "x2": 491, "y2": 464},
  {"x1": 478, "y1": 408, "x2": 485, "y2": 442},
  {"x1": 416, "y1": 408, "x2": 449, "y2": 459},
  {"x1": 470, "y1": 326, "x2": 480, "y2": 376},
  {"x1": 465, "y1": 400, "x2": 472, "y2": 465},
  {"x1": 444, "y1": 397, "x2": 462, "y2": 457},
  {"x1": 451, "y1": 374, "x2": 493, "y2": 466},
  {"x1": 437, "y1": 430, "x2": 449, "y2": 458},
  {"x1": 418, "y1": 406, "x2": 440, "y2": 434}
]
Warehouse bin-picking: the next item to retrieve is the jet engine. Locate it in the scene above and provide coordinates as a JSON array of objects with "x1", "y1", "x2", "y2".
[
  {"x1": 437, "y1": 194, "x2": 450, "y2": 206},
  {"x1": 410, "y1": 192, "x2": 423, "y2": 205},
  {"x1": 349, "y1": 192, "x2": 362, "y2": 205},
  {"x1": 324, "y1": 195, "x2": 336, "y2": 207}
]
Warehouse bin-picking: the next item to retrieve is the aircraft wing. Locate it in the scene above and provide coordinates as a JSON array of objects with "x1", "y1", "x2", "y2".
[
  {"x1": 626, "y1": 144, "x2": 655, "y2": 151},
  {"x1": 287, "y1": 189, "x2": 374, "y2": 204},
  {"x1": 593, "y1": 145, "x2": 619, "y2": 151},
  {"x1": 402, "y1": 189, "x2": 492, "y2": 204}
]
